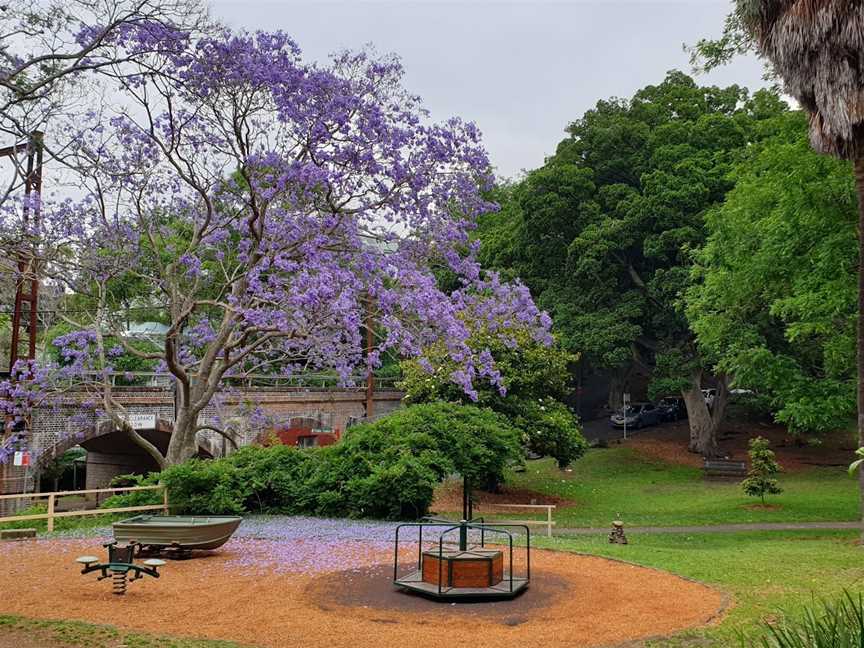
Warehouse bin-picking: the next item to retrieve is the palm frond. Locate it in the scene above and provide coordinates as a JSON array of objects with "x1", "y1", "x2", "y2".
[{"x1": 737, "y1": 0, "x2": 864, "y2": 159}]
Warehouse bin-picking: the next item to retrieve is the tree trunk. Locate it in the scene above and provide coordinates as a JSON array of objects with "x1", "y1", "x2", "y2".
[
  {"x1": 682, "y1": 371, "x2": 729, "y2": 458},
  {"x1": 682, "y1": 373, "x2": 715, "y2": 455},
  {"x1": 165, "y1": 410, "x2": 199, "y2": 466},
  {"x1": 854, "y1": 158, "x2": 864, "y2": 543}
]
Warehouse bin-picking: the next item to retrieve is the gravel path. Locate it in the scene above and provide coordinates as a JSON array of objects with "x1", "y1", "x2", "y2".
[
  {"x1": 44, "y1": 515, "x2": 863, "y2": 541},
  {"x1": 556, "y1": 521, "x2": 861, "y2": 535}
]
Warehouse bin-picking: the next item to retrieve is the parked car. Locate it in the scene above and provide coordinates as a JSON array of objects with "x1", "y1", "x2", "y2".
[
  {"x1": 702, "y1": 388, "x2": 717, "y2": 409},
  {"x1": 609, "y1": 402, "x2": 662, "y2": 429},
  {"x1": 657, "y1": 396, "x2": 687, "y2": 422}
]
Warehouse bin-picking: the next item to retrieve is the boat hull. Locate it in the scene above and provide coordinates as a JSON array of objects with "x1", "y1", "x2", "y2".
[{"x1": 113, "y1": 515, "x2": 242, "y2": 550}]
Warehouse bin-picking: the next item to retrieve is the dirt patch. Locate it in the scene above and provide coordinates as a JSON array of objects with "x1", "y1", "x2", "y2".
[
  {"x1": 0, "y1": 538, "x2": 726, "y2": 648},
  {"x1": 625, "y1": 423, "x2": 704, "y2": 468},
  {"x1": 626, "y1": 420, "x2": 856, "y2": 472},
  {"x1": 432, "y1": 479, "x2": 576, "y2": 514}
]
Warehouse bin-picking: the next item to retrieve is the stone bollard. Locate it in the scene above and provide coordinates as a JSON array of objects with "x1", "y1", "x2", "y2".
[{"x1": 608, "y1": 520, "x2": 628, "y2": 545}]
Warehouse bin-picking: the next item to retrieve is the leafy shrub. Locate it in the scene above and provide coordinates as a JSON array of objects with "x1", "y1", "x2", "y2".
[
  {"x1": 101, "y1": 473, "x2": 163, "y2": 510},
  {"x1": 225, "y1": 444, "x2": 314, "y2": 514},
  {"x1": 513, "y1": 397, "x2": 587, "y2": 468},
  {"x1": 159, "y1": 458, "x2": 249, "y2": 515},
  {"x1": 307, "y1": 402, "x2": 521, "y2": 516},
  {"x1": 113, "y1": 403, "x2": 521, "y2": 520},
  {"x1": 750, "y1": 591, "x2": 864, "y2": 647},
  {"x1": 308, "y1": 448, "x2": 442, "y2": 519}
]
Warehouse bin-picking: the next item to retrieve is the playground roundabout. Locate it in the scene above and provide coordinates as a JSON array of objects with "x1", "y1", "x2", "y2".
[{"x1": 0, "y1": 529, "x2": 726, "y2": 648}]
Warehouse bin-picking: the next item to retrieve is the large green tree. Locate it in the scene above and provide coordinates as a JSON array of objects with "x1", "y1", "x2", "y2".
[
  {"x1": 688, "y1": 111, "x2": 857, "y2": 436},
  {"x1": 720, "y1": 0, "x2": 864, "y2": 535},
  {"x1": 479, "y1": 72, "x2": 789, "y2": 455}
]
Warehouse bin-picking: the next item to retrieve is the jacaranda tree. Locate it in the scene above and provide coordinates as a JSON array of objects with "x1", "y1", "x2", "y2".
[{"x1": 0, "y1": 28, "x2": 551, "y2": 467}]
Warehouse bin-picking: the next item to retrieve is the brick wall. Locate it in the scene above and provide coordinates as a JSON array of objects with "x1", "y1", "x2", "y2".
[{"x1": 2, "y1": 387, "x2": 405, "y2": 497}]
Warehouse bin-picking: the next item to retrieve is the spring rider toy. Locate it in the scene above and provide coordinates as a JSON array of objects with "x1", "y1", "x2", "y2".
[{"x1": 76, "y1": 541, "x2": 165, "y2": 595}]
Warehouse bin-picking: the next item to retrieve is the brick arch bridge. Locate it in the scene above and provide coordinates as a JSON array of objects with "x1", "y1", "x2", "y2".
[{"x1": 3, "y1": 385, "x2": 404, "y2": 495}]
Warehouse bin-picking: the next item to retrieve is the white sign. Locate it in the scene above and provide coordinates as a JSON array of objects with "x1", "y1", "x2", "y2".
[
  {"x1": 13, "y1": 451, "x2": 30, "y2": 467},
  {"x1": 122, "y1": 413, "x2": 156, "y2": 430}
]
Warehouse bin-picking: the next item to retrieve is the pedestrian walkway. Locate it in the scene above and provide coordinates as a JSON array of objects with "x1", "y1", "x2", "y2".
[{"x1": 556, "y1": 521, "x2": 861, "y2": 536}]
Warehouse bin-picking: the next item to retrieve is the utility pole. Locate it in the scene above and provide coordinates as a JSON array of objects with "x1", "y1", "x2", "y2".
[{"x1": 0, "y1": 131, "x2": 44, "y2": 503}]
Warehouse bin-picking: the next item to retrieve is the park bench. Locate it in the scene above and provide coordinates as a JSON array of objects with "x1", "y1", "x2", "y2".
[
  {"x1": 703, "y1": 459, "x2": 747, "y2": 480},
  {"x1": 492, "y1": 504, "x2": 556, "y2": 538}
]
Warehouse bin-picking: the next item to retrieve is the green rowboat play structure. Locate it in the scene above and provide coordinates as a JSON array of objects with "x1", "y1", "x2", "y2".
[{"x1": 113, "y1": 515, "x2": 242, "y2": 555}]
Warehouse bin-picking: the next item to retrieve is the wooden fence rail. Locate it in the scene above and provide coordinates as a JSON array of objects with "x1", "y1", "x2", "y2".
[
  {"x1": 493, "y1": 504, "x2": 556, "y2": 538},
  {"x1": 0, "y1": 485, "x2": 167, "y2": 533}
]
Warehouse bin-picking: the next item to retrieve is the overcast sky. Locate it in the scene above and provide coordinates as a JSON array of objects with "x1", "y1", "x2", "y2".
[{"x1": 214, "y1": 1, "x2": 766, "y2": 179}]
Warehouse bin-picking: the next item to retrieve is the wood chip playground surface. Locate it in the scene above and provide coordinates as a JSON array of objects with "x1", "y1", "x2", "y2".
[{"x1": 0, "y1": 519, "x2": 726, "y2": 648}]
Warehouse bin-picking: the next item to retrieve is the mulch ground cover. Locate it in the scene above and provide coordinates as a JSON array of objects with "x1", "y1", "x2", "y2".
[
  {"x1": 0, "y1": 530, "x2": 726, "y2": 648},
  {"x1": 627, "y1": 419, "x2": 856, "y2": 470}
]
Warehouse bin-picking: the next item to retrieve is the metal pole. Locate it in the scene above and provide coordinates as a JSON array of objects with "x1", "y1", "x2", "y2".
[
  {"x1": 622, "y1": 392, "x2": 630, "y2": 441},
  {"x1": 459, "y1": 475, "x2": 473, "y2": 550},
  {"x1": 364, "y1": 295, "x2": 374, "y2": 419}
]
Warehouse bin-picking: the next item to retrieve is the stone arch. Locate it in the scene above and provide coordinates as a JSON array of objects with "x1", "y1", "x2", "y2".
[
  {"x1": 35, "y1": 417, "x2": 212, "y2": 490},
  {"x1": 35, "y1": 417, "x2": 172, "y2": 467}
]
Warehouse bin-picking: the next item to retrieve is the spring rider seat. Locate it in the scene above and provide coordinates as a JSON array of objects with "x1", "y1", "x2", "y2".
[{"x1": 76, "y1": 541, "x2": 165, "y2": 595}]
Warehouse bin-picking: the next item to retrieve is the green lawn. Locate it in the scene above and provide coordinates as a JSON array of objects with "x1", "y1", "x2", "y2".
[
  {"x1": 0, "y1": 615, "x2": 246, "y2": 648},
  {"x1": 535, "y1": 530, "x2": 864, "y2": 646},
  {"x1": 500, "y1": 450, "x2": 859, "y2": 528}
]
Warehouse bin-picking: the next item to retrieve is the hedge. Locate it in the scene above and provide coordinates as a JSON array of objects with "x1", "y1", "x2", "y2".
[{"x1": 106, "y1": 402, "x2": 522, "y2": 520}]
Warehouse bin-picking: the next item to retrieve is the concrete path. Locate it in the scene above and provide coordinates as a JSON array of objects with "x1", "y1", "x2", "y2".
[{"x1": 556, "y1": 521, "x2": 861, "y2": 536}]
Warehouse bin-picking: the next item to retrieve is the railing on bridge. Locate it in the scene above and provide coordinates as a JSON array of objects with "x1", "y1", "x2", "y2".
[
  {"x1": 66, "y1": 371, "x2": 403, "y2": 391},
  {"x1": 0, "y1": 484, "x2": 168, "y2": 533}
]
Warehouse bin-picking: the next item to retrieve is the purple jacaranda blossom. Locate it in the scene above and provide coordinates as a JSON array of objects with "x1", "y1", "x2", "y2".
[{"x1": 26, "y1": 515, "x2": 526, "y2": 577}]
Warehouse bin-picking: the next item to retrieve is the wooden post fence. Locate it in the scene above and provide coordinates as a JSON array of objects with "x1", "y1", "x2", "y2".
[{"x1": 0, "y1": 485, "x2": 168, "y2": 533}]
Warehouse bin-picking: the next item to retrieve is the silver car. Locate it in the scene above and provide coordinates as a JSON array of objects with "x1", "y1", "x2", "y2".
[{"x1": 610, "y1": 402, "x2": 661, "y2": 429}]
